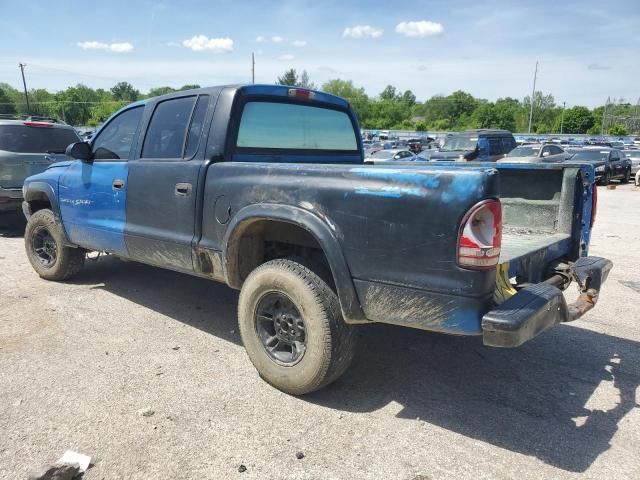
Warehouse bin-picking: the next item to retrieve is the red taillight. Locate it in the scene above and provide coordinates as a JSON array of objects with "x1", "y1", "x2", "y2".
[
  {"x1": 288, "y1": 88, "x2": 315, "y2": 101},
  {"x1": 23, "y1": 121, "x2": 53, "y2": 128},
  {"x1": 590, "y1": 183, "x2": 598, "y2": 228},
  {"x1": 457, "y1": 199, "x2": 502, "y2": 270}
]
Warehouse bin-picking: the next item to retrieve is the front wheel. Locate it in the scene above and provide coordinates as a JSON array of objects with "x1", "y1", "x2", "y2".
[
  {"x1": 24, "y1": 209, "x2": 86, "y2": 281},
  {"x1": 622, "y1": 168, "x2": 631, "y2": 184},
  {"x1": 600, "y1": 170, "x2": 610, "y2": 186},
  {"x1": 238, "y1": 259, "x2": 356, "y2": 395}
]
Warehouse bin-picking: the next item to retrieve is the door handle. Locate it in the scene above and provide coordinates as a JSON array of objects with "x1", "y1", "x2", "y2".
[
  {"x1": 112, "y1": 179, "x2": 125, "y2": 190},
  {"x1": 175, "y1": 182, "x2": 192, "y2": 196}
]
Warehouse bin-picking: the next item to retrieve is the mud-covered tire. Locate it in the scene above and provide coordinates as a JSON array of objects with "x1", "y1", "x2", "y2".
[
  {"x1": 24, "y1": 209, "x2": 85, "y2": 281},
  {"x1": 238, "y1": 258, "x2": 356, "y2": 395}
]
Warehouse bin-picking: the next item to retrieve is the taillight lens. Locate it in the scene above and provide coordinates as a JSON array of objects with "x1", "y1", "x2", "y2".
[
  {"x1": 457, "y1": 199, "x2": 502, "y2": 270},
  {"x1": 288, "y1": 88, "x2": 315, "y2": 101},
  {"x1": 590, "y1": 182, "x2": 597, "y2": 229},
  {"x1": 23, "y1": 121, "x2": 53, "y2": 128}
]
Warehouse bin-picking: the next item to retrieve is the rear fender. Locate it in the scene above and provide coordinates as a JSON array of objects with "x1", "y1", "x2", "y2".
[{"x1": 223, "y1": 203, "x2": 367, "y2": 324}]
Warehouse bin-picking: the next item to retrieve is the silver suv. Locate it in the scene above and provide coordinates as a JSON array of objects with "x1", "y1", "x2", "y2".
[{"x1": 0, "y1": 115, "x2": 80, "y2": 213}]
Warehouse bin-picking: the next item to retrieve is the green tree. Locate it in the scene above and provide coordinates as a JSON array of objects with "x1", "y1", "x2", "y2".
[
  {"x1": 608, "y1": 124, "x2": 629, "y2": 136},
  {"x1": 559, "y1": 106, "x2": 595, "y2": 134},
  {"x1": 380, "y1": 85, "x2": 399, "y2": 101},
  {"x1": 401, "y1": 90, "x2": 416, "y2": 107},
  {"x1": 179, "y1": 84, "x2": 201, "y2": 91},
  {"x1": 147, "y1": 86, "x2": 176, "y2": 97},
  {"x1": 276, "y1": 69, "x2": 298, "y2": 86},
  {"x1": 0, "y1": 87, "x2": 16, "y2": 114},
  {"x1": 110, "y1": 82, "x2": 140, "y2": 102},
  {"x1": 298, "y1": 70, "x2": 316, "y2": 90},
  {"x1": 321, "y1": 79, "x2": 370, "y2": 126}
]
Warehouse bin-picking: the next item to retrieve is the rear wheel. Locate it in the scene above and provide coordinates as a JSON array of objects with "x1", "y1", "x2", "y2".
[
  {"x1": 24, "y1": 209, "x2": 85, "y2": 281},
  {"x1": 238, "y1": 258, "x2": 356, "y2": 395}
]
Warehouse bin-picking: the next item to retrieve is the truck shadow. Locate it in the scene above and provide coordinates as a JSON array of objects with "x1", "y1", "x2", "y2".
[
  {"x1": 73, "y1": 256, "x2": 639, "y2": 473},
  {"x1": 310, "y1": 324, "x2": 640, "y2": 473}
]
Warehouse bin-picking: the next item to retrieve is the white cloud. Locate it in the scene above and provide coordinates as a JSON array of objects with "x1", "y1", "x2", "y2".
[
  {"x1": 342, "y1": 25, "x2": 383, "y2": 39},
  {"x1": 271, "y1": 35, "x2": 284, "y2": 43},
  {"x1": 278, "y1": 54, "x2": 294, "y2": 61},
  {"x1": 110, "y1": 42, "x2": 134, "y2": 53},
  {"x1": 395, "y1": 20, "x2": 444, "y2": 38},
  {"x1": 77, "y1": 41, "x2": 134, "y2": 52},
  {"x1": 256, "y1": 35, "x2": 264, "y2": 42},
  {"x1": 182, "y1": 35, "x2": 233, "y2": 52},
  {"x1": 291, "y1": 40, "x2": 307, "y2": 47}
]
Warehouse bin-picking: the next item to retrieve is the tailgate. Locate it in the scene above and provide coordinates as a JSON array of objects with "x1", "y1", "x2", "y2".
[{"x1": 496, "y1": 164, "x2": 589, "y2": 283}]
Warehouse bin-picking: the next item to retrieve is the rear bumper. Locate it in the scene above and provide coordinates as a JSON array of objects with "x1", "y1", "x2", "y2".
[
  {"x1": 482, "y1": 256, "x2": 613, "y2": 347},
  {"x1": 0, "y1": 187, "x2": 23, "y2": 212}
]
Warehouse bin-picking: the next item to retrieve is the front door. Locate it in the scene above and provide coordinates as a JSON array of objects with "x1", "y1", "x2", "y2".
[
  {"x1": 124, "y1": 94, "x2": 212, "y2": 272},
  {"x1": 58, "y1": 106, "x2": 144, "y2": 254}
]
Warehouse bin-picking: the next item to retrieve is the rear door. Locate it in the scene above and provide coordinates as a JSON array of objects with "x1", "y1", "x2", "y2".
[
  {"x1": 58, "y1": 106, "x2": 144, "y2": 254},
  {"x1": 124, "y1": 93, "x2": 212, "y2": 272}
]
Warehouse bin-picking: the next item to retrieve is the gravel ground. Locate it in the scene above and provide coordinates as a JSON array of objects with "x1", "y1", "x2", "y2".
[{"x1": 1, "y1": 183, "x2": 639, "y2": 480}]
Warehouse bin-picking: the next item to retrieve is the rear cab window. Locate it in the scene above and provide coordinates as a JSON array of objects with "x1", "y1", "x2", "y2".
[
  {"x1": 0, "y1": 125, "x2": 80, "y2": 154},
  {"x1": 233, "y1": 100, "x2": 359, "y2": 162}
]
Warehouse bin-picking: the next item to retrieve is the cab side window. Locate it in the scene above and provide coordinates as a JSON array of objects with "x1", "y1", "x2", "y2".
[
  {"x1": 92, "y1": 106, "x2": 144, "y2": 160},
  {"x1": 142, "y1": 96, "x2": 196, "y2": 159}
]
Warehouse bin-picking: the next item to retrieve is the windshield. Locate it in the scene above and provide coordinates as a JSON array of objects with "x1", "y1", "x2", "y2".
[
  {"x1": 440, "y1": 136, "x2": 477, "y2": 152},
  {"x1": 0, "y1": 125, "x2": 80, "y2": 153},
  {"x1": 508, "y1": 146, "x2": 540, "y2": 157},
  {"x1": 371, "y1": 150, "x2": 395, "y2": 159},
  {"x1": 571, "y1": 150, "x2": 609, "y2": 162}
]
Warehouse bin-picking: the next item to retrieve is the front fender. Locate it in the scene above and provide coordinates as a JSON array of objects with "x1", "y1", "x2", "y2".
[
  {"x1": 23, "y1": 180, "x2": 74, "y2": 245},
  {"x1": 223, "y1": 203, "x2": 367, "y2": 324}
]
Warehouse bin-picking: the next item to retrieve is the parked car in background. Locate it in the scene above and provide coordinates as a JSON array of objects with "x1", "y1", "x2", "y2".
[
  {"x1": 623, "y1": 150, "x2": 640, "y2": 175},
  {"x1": 429, "y1": 129, "x2": 516, "y2": 162},
  {"x1": 498, "y1": 143, "x2": 571, "y2": 164},
  {"x1": 568, "y1": 147, "x2": 632, "y2": 185},
  {"x1": 0, "y1": 115, "x2": 80, "y2": 213},
  {"x1": 366, "y1": 148, "x2": 420, "y2": 162}
]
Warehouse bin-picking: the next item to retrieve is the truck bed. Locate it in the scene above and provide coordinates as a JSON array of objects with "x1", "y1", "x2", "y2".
[{"x1": 500, "y1": 231, "x2": 571, "y2": 263}]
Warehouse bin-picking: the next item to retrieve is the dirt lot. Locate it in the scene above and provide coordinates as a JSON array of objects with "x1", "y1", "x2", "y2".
[{"x1": 1, "y1": 183, "x2": 639, "y2": 480}]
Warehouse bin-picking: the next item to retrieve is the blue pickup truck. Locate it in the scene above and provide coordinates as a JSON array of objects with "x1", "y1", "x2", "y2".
[{"x1": 21, "y1": 85, "x2": 612, "y2": 394}]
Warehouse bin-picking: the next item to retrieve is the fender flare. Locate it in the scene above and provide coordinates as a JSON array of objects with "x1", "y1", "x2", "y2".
[
  {"x1": 223, "y1": 203, "x2": 367, "y2": 323},
  {"x1": 24, "y1": 181, "x2": 73, "y2": 244}
]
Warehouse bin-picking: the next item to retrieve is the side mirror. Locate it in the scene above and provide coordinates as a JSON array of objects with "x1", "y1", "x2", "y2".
[
  {"x1": 65, "y1": 142, "x2": 93, "y2": 162},
  {"x1": 542, "y1": 151, "x2": 551, "y2": 157}
]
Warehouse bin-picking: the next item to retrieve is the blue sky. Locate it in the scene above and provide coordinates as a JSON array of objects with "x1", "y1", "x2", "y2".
[{"x1": 0, "y1": 0, "x2": 638, "y2": 106}]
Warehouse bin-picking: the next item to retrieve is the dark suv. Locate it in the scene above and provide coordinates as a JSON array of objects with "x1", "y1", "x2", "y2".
[
  {"x1": 0, "y1": 116, "x2": 80, "y2": 213},
  {"x1": 430, "y1": 129, "x2": 516, "y2": 162}
]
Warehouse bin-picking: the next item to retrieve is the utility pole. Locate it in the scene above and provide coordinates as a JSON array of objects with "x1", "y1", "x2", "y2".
[
  {"x1": 19, "y1": 63, "x2": 30, "y2": 113},
  {"x1": 601, "y1": 96, "x2": 610, "y2": 136},
  {"x1": 251, "y1": 52, "x2": 255, "y2": 84},
  {"x1": 527, "y1": 60, "x2": 538, "y2": 134},
  {"x1": 560, "y1": 101, "x2": 566, "y2": 134}
]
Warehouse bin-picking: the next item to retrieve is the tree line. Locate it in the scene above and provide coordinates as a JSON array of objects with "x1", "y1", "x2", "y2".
[{"x1": 0, "y1": 71, "x2": 635, "y2": 135}]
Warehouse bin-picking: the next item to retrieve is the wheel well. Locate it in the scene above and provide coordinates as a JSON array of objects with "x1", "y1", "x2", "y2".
[
  {"x1": 227, "y1": 219, "x2": 332, "y2": 288},
  {"x1": 27, "y1": 192, "x2": 52, "y2": 213}
]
